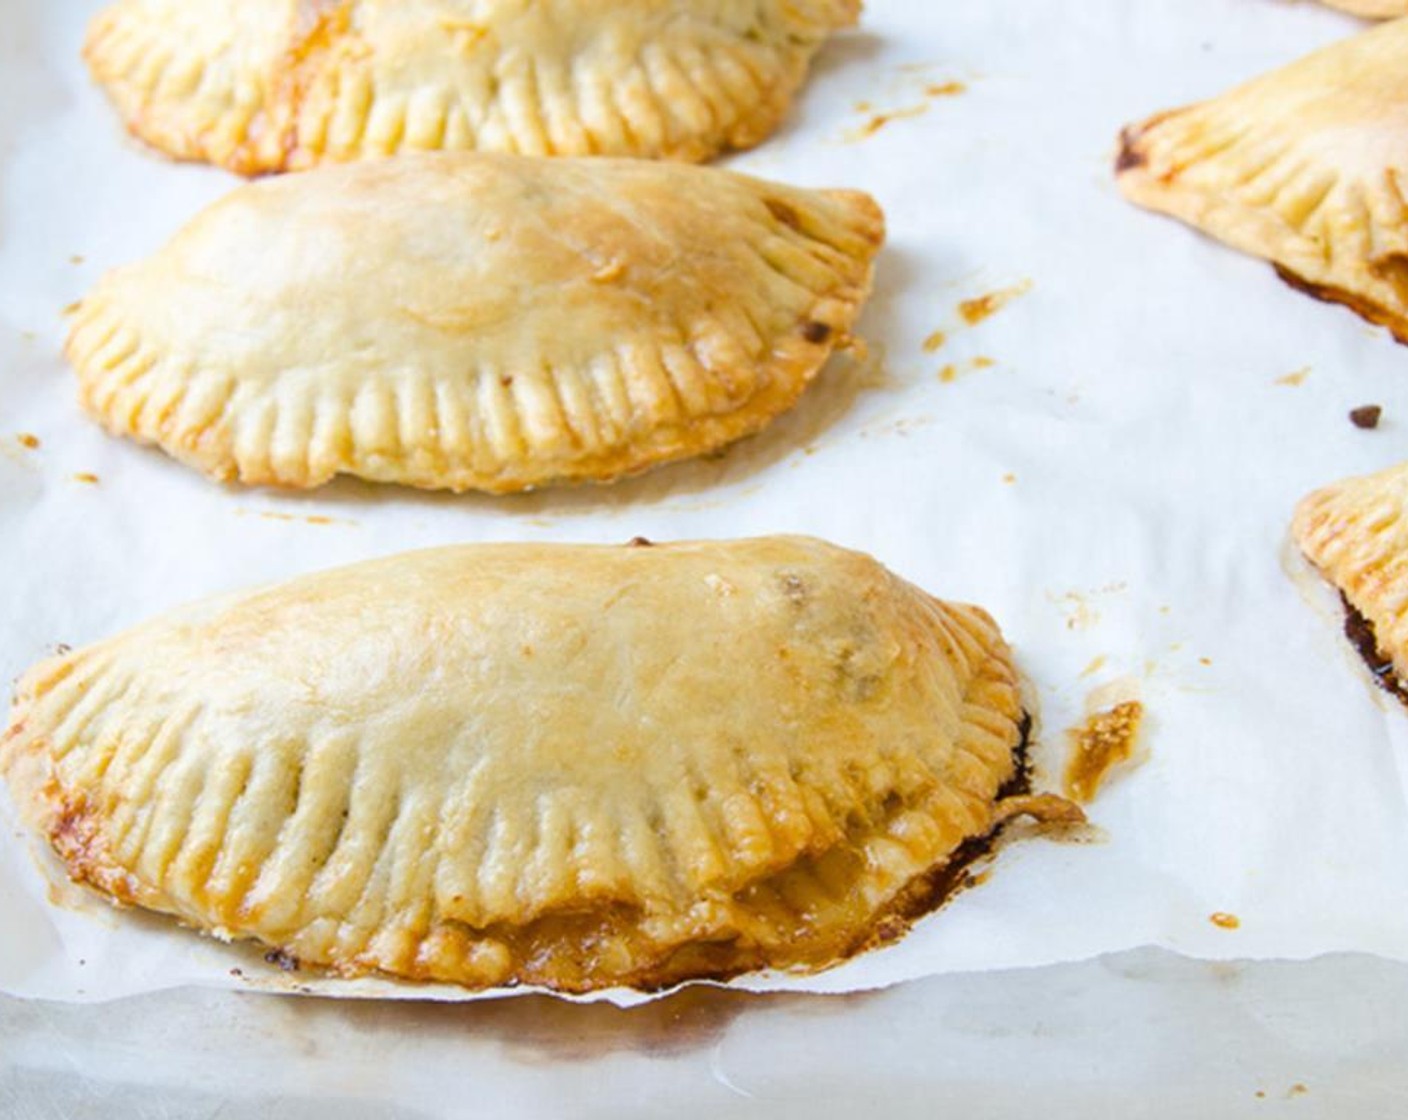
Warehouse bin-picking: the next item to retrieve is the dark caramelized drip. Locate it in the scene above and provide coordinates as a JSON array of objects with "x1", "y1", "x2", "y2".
[{"x1": 1341, "y1": 593, "x2": 1408, "y2": 708}]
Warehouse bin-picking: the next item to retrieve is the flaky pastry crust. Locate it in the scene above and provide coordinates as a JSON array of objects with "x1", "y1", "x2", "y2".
[
  {"x1": 1116, "y1": 19, "x2": 1408, "y2": 343},
  {"x1": 1294, "y1": 462, "x2": 1408, "y2": 688},
  {"x1": 2, "y1": 537, "x2": 1063, "y2": 993},
  {"x1": 84, "y1": 0, "x2": 860, "y2": 173},
  {"x1": 65, "y1": 153, "x2": 883, "y2": 493}
]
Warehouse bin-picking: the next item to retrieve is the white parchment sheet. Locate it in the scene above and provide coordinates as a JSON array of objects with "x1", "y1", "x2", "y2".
[{"x1": 4, "y1": 0, "x2": 1408, "y2": 1007}]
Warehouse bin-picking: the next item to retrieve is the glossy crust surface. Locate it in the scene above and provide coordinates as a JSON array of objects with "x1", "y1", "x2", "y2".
[
  {"x1": 84, "y1": 0, "x2": 860, "y2": 173},
  {"x1": 3, "y1": 537, "x2": 1052, "y2": 993},
  {"x1": 1116, "y1": 19, "x2": 1408, "y2": 343},
  {"x1": 1294, "y1": 462, "x2": 1408, "y2": 686},
  {"x1": 65, "y1": 153, "x2": 883, "y2": 493}
]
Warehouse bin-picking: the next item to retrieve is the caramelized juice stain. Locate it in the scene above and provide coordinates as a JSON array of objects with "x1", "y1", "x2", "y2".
[
  {"x1": 1063, "y1": 700, "x2": 1144, "y2": 802},
  {"x1": 1340, "y1": 593, "x2": 1408, "y2": 708},
  {"x1": 959, "y1": 280, "x2": 1033, "y2": 326}
]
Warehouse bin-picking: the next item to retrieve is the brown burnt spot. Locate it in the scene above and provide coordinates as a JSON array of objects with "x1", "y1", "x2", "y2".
[
  {"x1": 15, "y1": 433, "x2": 40, "y2": 450},
  {"x1": 1275, "y1": 265, "x2": 1408, "y2": 345},
  {"x1": 958, "y1": 280, "x2": 1033, "y2": 327},
  {"x1": 229, "y1": 967, "x2": 245, "y2": 978},
  {"x1": 627, "y1": 536, "x2": 654, "y2": 548},
  {"x1": 1288, "y1": 1084, "x2": 1309, "y2": 1098},
  {"x1": 764, "y1": 197, "x2": 803, "y2": 232},
  {"x1": 1274, "y1": 367, "x2": 1310, "y2": 387},
  {"x1": 499, "y1": 375, "x2": 513, "y2": 388},
  {"x1": 1350, "y1": 404, "x2": 1383, "y2": 429},
  {"x1": 264, "y1": 947, "x2": 301, "y2": 972},
  {"x1": 72, "y1": 472, "x2": 99, "y2": 485},
  {"x1": 1114, "y1": 126, "x2": 1148, "y2": 175},
  {"x1": 800, "y1": 320, "x2": 831, "y2": 345},
  {"x1": 925, "y1": 81, "x2": 966, "y2": 98},
  {"x1": 1341, "y1": 593, "x2": 1408, "y2": 708},
  {"x1": 1209, "y1": 911, "x2": 1240, "y2": 930},
  {"x1": 1063, "y1": 700, "x2": 1144, "y2": 803},
  {"x1": 923, "y1": 330, "x2": 946, "y2": 352}
]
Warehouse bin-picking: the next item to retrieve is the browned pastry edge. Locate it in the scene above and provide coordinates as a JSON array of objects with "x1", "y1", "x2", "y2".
[
  {"x1": 1275, "y1": 266, "x2": 1408, "y2": 346},
  {"x1": 31, "y1": 712, "x2": 1079, "y2": 996}
]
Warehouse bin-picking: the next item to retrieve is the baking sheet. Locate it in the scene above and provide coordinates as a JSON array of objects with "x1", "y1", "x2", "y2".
[{"x1": 5, "y1": 0, "x2": 1408, "y2": 1007}]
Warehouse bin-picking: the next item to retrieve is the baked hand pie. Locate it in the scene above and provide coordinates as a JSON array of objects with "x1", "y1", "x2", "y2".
[
  {"x1": 66, "y1": 153, "x2": 883, "y2": 493},
  {"x1": 1321, "y1": 1, "x2": 1408, "y2": 16},
  {"x1": 1116, "y1": 19, "x2": 1408, "y2": 343},
  {"x1": 84, "y1": 0, "x2": 859, "y2": 174},
  {"x1": 1294, "y1": 462, "x2": 1408, "y2": 705},
  {"x1": 2, "y1": 537, "x2": 1079, "y2": 993}
]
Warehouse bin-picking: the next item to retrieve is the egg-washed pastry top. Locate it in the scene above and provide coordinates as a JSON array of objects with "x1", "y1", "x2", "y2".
[
  {"x1": 83, "y1": 0, "x2": 860, "y2": 174},
  {"x1": 2, "y1": 537, "x2": 1079, "y2": 993},
  {"x1": 1116, "y1": 18, "x2": 1408, "y2": 343},
  {"x1": 1294, "y1": 462, "x2": 1408, "y2": 703},
  {"x1": 66, "y1": 152, "x2": 883, "y2": 494}
]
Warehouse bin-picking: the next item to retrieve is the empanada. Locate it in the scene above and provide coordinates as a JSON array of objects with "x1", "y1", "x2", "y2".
[
  {"x1": 1117, "y1": 19, "x2": 1408, "y2": 342},
  {"x1": 1294, "y1": 462, "x2": 1408, "y2": 704},
  {"x1": 2, "y1": 537, "x2": 1078, "y2": 993},
  {"x1": 65, "y1": 153, "x2": 883, "y2": 493},
  {"x1": 84, "y1": 0, "x2": 859, "y2": 174},
  {"x1": 1322, "y1": 1, "x2": 1408, "y2": 16}
]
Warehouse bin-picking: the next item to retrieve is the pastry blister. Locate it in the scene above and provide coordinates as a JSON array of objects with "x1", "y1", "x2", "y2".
[
  {"x1": 84, "y1": 0, "x2": 860, "y2": 174},
  {"x1": 2, "y1": 537, "x2": 1078, "y2": 993},
  {"x1": 65, "y1": 153, "x2": 883, "y2": 493},
  {"x1": 1117, "y1": 19, "x2": 1408, "y2": 342}
]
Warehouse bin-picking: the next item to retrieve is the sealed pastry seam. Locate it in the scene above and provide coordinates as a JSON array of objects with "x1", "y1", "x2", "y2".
[
  {"x1": 64, "y1": 154, "x2": 884, "y2": 493},
  {"x1": 1116, "y1": 18, "x2": 1408, "y2": 342},
  {"x1": 1294, "y1": 462, "x2": 1408, "y2": 692},
  {"x1": 1, "y1": 538, "x2": 1076, "y2": 992},
  {"x1": 83, "y1": 0, "x2": 861, "y2": 173}
]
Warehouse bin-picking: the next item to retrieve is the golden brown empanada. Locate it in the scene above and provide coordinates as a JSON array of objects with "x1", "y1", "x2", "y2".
[
  {"x1": 1294, "y1": 462, "x2": 1408, "y2": 703},
  {"x1": 84, "y1": 0, "x2": 859, "y2": 174},
  {"x1": 1117, "y1": 19, "x2": 1408, "y2": 343},
  {"x1": 2, "y1": 537, "x2": 1078, "y2": 993},
  {"x1": 66, "y1": 153, "x2": 883, "y2": 493},
  {"x1": 1322, "y1": 1, "x2": 1408, "y2": 16}
]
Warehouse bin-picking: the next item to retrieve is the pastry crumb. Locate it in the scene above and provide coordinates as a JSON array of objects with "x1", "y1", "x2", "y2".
[
  {"x1": 925, "y1": 81, "x2": 966, "y2": 97},
  {"x1": 1274, "y1": 367, "x2": 1310, "y2": 387},
  {"x1": 72, "y1": 472, "x2": 99, "y2": 485},
  {"x1": 1349, "y1": 404, "x2": 1382, "y2": 429},
  {"x1": 15, "y1": 433, "x2": 40, "y2": 450},
  {"x1": 1063, "y1": 701, "x2": 1144, "y2": 802},
  {"x1": 1209, "y1": 911, "x2": 1240, "y2": 930},
  {"x1": 923, "y1": 330, "x2": 946, "y2": 352}
]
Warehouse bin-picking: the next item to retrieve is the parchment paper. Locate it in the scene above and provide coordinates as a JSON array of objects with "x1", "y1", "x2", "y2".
[{"x1": 5, "y1": 0, "x2": 1408, "y2": 1007}]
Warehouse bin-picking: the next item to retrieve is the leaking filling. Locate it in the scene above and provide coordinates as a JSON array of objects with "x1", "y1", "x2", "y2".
[{"x1": 1341, "y1": 592, "x2": 1408, "y2": 707}]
